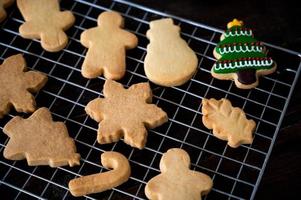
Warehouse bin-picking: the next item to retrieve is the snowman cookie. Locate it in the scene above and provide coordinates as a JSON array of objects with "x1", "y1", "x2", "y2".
[{"x1": 144, "y1": 18, "x2": 198, "y2": 87}]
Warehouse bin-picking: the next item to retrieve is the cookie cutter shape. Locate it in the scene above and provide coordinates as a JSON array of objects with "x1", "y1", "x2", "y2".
[
  {"x1": 0, "y1": 54, "x2": 47, "y2": 118},
  {"x1": 85, "y1": 79, "x2": 168, "y2": 149},
  {"x1": 144, "y1": 18, "x2": 198, "y2": 87},
  {"x1": 3, "y1": 107, "x2": 80, "y2": 167},
  {"x1": 145, "y1": 148, "x2": 213, "y2": 200},
  {"x1": 17, "y1": 0, "x2": 75, "y2": 52},
  {"x1": 212, "y1": 19, "x2": 277, "y2": 89},
  {"x1": 80, "y1": 11, "x2": 138, "y2": 79},
  {"x1": 202, "y1": 98, "x2": 256, "y2": 148},
  {"x1": 69, "y1": 151, "x2": 130, "y2": 197}
]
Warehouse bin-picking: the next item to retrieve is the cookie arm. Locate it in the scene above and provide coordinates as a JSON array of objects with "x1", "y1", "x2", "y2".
[
  {"x1": 19, "y1": 21, "x2": 43, "y2": 39},
  {"x1": 55, "y1": 11, "x2": 75, "y2": 30},
  {"x1": 24, "y1": 71, "x2": 48, "y2": 92},
  {"x1": 193, "y1": 172, "x2": 213, "y2": 196},
  {"x1": 121, "y1": 30, "x2": 138, "y2": 49},
  {"x1": 85, "y1": 98, "x2": 105, "y2": 122},
  {"x1": 128, "y1": 82, "x2": 152, "y2": 102},
  {"x1": 80, "y1": 28, "x2": 96, "y2": 48},
  {"x1": 145, "y1": 175, "x2": 164, "y2": 200},
  {"x1": 3, "y1": 116, "x2": 23, "y2": 137},
  {"x1": 142, "y1": 104, "x2": 168, "y2": 129}
]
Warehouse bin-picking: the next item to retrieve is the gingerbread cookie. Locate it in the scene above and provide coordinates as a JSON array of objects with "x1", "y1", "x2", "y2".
[
  {"x1": 17, "y1": 0, "x2": 75, "y2": 52},
  {"x1": 0, "y1": 54, "x2": 47, "y2": 118},
  {"x1": 0, "y1": 0, "x2": 14, "y2": 22},
  {"x1": 3, "y1": 107, "x2": 80, "y2": 167},
  {"x1": 85, "y1": 79, "x2": 168, "y2": 149},
  {"x1": 144, "y1": 18, "x2": 198, "y2": 87},
  {"x1": 69, "y1": 151, "x2": 130, "y2": 197},
  {"x1": 202, "y1": 98, "x2": 256, "y2": 148},
  {"x1": 212, "y1": 19, "x2": 277, "y2": 89},
  {"x1": 145, "y1": 148, "x2": 213, "y2": 200},
  {"x1": 80, "y1": 11, "x2": 138, "y2": 79}
]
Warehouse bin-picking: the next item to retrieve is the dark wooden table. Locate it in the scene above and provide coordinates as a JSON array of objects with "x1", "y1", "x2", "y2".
[{"x1": 129, "y1": 0, "x2": 301, "y2": 199}]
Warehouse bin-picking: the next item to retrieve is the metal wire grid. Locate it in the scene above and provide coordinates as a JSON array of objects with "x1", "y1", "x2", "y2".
[{"x1": 0, "y1": 0, "x2": 300, "y2": 199}]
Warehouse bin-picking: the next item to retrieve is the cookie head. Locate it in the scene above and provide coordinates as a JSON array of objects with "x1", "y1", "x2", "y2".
[
  {"x1": 147, "y1": 18, "x2": 180, "y2": 38},
  {"x1": 97, "y1": 11, "x2": 123, "y2": 27},
  {"x1": 160, "y1": 148, "x2": 190, "y2": 173}
]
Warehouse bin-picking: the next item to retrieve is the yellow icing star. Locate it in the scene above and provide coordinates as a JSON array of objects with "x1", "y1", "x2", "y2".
[{"x1": 227, "y1": 19, "x2": 244, "y2": 29}]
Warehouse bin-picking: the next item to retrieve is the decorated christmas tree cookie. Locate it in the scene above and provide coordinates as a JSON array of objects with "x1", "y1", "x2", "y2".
[{"x1": 212, "y1": 19, "x2": 277, "y2": 89}]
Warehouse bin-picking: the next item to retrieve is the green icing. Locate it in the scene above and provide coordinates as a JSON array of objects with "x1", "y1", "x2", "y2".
[
  {"x1": 213, "y1": 25, "x2": 274, "y2": 75},
  {"x1": 218, "y1": 36, "x2": 257, "y2": 46},
  {"x1": 217, "y1": 51, "x2": 266, "y2": 61},
  {"x1": 213, "y1": 64, "x2": 273, "y2": 74}
]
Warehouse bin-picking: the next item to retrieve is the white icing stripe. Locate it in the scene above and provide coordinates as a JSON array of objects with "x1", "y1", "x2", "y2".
[
  {"x1": 218, "y1": 45, "x2": 264, "y2": 54},
  {"x1": 224, "y1": 29, "x2": 253, "y2": 38},
  {"x1": 214, "y1": 59, "x2": 273, "y2": 71}
]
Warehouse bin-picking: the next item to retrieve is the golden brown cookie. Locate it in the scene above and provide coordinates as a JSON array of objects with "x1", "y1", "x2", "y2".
[
  {"x1": 3, "y1": 107, "x2": 80, "y2": 167},
  {"x1": 0, "y1": 54, "x2": 47, "y2": 118},
  {"x1": 17, "y1": 0, "x2": 75, "y2": 52},
  {"x1": 0, "y1": 0, "x2": 14, "y2": 22},
  {"x1": 202, "y1": 98, "x2": 256, "y2": 148},
  {"x1": 85, "y1": 79, "x2": 168, "y2": 149},
  {"x1": 145, "y1": 148, "x2": 213, "y2": 200},
  {"x1": 80, "y1": 11, "x2": 138, "y2": 79},
  {"x1": 144, "y1": 18, "x2": 198, "y2": 87},
  {"x1": 69, "y1": 151, "x2": 130, "y2": 197}
]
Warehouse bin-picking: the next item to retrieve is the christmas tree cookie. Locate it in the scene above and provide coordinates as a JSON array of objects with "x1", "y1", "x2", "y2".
[{"x1": 212, "y1": 19, "x2": 277, "y2": 89}]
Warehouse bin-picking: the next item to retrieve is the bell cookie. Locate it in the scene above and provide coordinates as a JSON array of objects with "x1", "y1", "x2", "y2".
[
  {"x1": 0, "y1": 54, "x2": 47, "y2": 118},
  {"x1": 212, "y1": 19, "x2": 277, "y2": 89},
  {"x1": 17, "y1": 0, "x2": 75, "y2": 52},
  {"x1": 144, "y1": 18, "x2": 198, "y2": 87},
  {"x1": 85, "y1": 79, "x2": 168, "y2": 149},
  {"x1": 69, "y1": 151, "x2": 130, "y2": 197},
  {"x1": 80, "y1": 11, "x2": 138, "y2": 79},
  {"x1": 145, "y1": 148, "x2": 213, "y2": 200},
  {"x1": 202, "y1": 98, "x2": 256, "y2": 148},
  {"x1": 3, "y1": 107, "x2": 80, "y2": 167}
]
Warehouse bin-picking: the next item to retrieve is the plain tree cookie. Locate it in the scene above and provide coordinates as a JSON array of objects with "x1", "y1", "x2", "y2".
[
  {"x1": 3, "y1": 107, "x2": 80, "y2": 167},
  {"x1": 0, "y1": 54, "x2": 47, "y2": 118},
  {"x1": 17, "y1": 0, "x2": 75, "y2": 52},
  {"x1": 145, "y1": 148, "x2": 213, "y2": 200},
  {"x1": 212, "y1": 19, "x2": 277, "y2": 89},
  {"x1": 144, "y1": 18, "x2": 198, "y2": 87},
  {"x1": 80, "y1": 11, "x2": 138, "y2": 79}
]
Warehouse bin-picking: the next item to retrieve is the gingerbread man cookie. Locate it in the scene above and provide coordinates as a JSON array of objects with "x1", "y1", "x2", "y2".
[
  {"x1": 85, "y1": 79, "x2": 168, "y2": 149},
  {"x1": 212, "y1": 19, "x2": 277, "y2": 89},
  {"x1": 202, "y1": 98, "x2": 256, "y2": 148},
  {"x1": 0, "y1": 54, "x2": 47, "y2": 118},
  {"x1": 3, "y1": 107, "x2": 80, "y2": 167},
  {"x1": 80, "y1": 11, "x2": 138, "y2": 79},
  {"x1": 145, "y1": 148, "x2": 213, "y2": 200},
  {"x1": 17, "y1": 0, "x2": 75, "y2": 52},
  {"x1": 0, "y1": 0, "x2": 14, "y2": 23}
]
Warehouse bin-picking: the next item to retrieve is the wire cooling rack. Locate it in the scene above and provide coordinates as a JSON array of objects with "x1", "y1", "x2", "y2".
[{"x1": 0, "y1": 0, "x2": 300, "y2": 199}]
